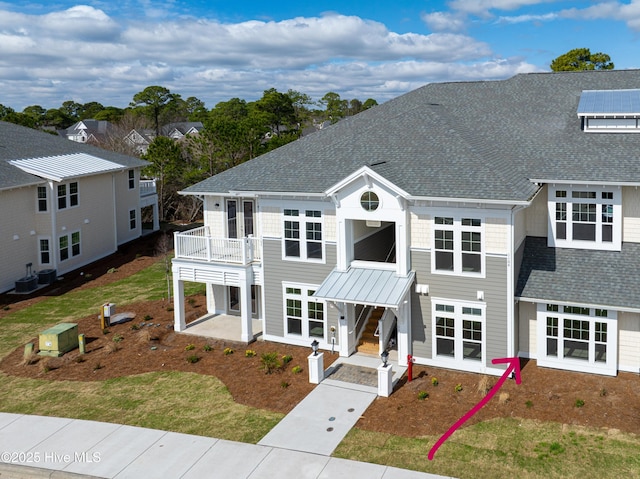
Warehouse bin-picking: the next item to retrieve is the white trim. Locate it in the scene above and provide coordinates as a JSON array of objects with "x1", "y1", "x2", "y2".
[
  {"x1": 531, "y1": 178, "x2": 640, "y2": 187},
  {"x1": 282, "y1": 282, "x2": 327, "y2": 343},
  {"x1": 431, "y1": 213, "x2": 486, "y2": 278},
  {"x1": 324, "y1": 165, "x2": 410, "y2": 199},
  {"x1": 547, "y1": 184, "x2": 621, "y2": 251},
  {"x1": 281, "y1": 206, "x2": 326, "y2": 264},
  {"x1": 430, "y1": 298, "x2": 487, "y2": 374},
  {"x1": 535, "y1": 302, "x2": 618, "y2": 376}
]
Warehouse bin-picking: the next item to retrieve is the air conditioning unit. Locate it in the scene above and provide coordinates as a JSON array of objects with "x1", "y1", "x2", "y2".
[{"x1": 38, "y1": 269, "x2": 57, "y2": 285}]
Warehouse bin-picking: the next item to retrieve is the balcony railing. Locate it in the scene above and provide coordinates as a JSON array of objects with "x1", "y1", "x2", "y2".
[
  {"x1": 140, "y1": 179, "x2": 157, "y2": 197},
  {"x1": 174, "y1": 226, "x2": 261, "y2": 265}
]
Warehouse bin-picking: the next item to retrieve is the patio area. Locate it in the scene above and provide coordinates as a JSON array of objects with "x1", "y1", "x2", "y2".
[{"x1": 182, "y1": 313, "x2": 263, "y2": 343}]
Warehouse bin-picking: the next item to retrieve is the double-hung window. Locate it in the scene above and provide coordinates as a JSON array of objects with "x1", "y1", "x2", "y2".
[
  {"x1": 549, "y1": 185, "x2": 620, "y2": 250},
  {"x1": 433, "y1": 300, "x2": 485, "y2": 366},
  {"x1": 128, "y1": 170, "x2": 135, "y2": 189},
  {"x1": 57, "y1": 181, "x2": 79, "y2": 210},
  {"x1": 283, "y1": 209, "x2": 323, "y2": 261},
  {"x1": 284, "y1": 285, "x2": 325, "y2": 340},
  {"x1": 39, "y1": 238, "x2": 51, "y2": 265},
  {"x1": 129, "y1": 209, "x2": 137, "y2": 230},
  {"x1": 538, "y1": 303, "x2": 616, "y2": 375},
  {"x1": 433, "y1": 216, "x2": 483, "y2": 275},
  {"x1": 37, "y1": 186, "x2": 48, "y2": 212},
  {"x1": 59, "y1": 231, "x2": 81, "y2": 261}
]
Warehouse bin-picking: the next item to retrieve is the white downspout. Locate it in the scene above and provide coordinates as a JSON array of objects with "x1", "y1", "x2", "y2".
[{"x1": 49, "y1": 181, "x2": 58, "y2": 273}]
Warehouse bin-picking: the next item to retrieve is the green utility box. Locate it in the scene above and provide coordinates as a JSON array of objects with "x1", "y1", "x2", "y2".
[{"x1": 38, "y1": 323, "x2": 79, "y2": 357}]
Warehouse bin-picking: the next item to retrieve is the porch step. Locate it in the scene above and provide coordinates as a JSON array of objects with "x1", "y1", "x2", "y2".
[{"x1": 358, "y1": 308, "x2": 384, "y2": 355}]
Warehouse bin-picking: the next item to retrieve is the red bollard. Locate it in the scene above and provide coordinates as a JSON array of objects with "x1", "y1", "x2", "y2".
[{"x1": 407, "y1": 354, "x2": 413, "y2": 382}]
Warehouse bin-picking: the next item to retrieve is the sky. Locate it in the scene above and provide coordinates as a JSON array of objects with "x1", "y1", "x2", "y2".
[{"x1": 0, "y1": 0, "x2": 638, "y2": 111}]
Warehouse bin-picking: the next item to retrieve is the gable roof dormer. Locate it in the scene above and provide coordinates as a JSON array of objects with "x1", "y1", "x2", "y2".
[{"x1": 578, "y1": 89, "x2": 640, "y2": 132}]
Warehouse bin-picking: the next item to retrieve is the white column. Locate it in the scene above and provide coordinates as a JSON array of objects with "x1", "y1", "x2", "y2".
[
  {"x1": 172, "y1": 272, "x2": 186, "y2": 332},
  {"x1": 308, "y1": 352, "x2": 324, "y2": 384},
  {"x1": 397, "y1": 292, "x2": 411, "y2": 367},
  {"x1": 377, "y1": 363, "x2": 393, "y2": 397},
  {"x1": 152, "y1": 201, "x2": 160, "y2": 231},
  {"x1": 239, "y1": 270, "x2": 253, "y2": 343}
]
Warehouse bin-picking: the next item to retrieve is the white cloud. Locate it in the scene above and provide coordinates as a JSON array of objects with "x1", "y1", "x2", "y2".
[
  {"x1": 448, "y1": 0, "x2": 556, "y2": 17},
  {"x1": 0, "y1": 6, "x2": 538, "y2": 110},
  {"x1": 421, "y1": 11, "x2": 468, "y2": 32},
  {"x1": 496, "y1": 12, "x2": 558, "y2": 24},
  {"x1": 559, "y1": 1, "x2": 640, "y2": 31}
]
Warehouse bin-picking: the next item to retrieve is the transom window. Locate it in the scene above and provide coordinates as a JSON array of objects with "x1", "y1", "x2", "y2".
[
  {"x1": 538, "y1": 303, "x2": 616, "y2": 375},
  {"x1": 360, "y1": 191, "x2": 379, "y2": 211},
  {"x1": 433, "y1": 300, "x2": 484, "y2": 365},
  {"x1": 284, "y1": 285, "x2": 325, "y2": 340},
  {"x1": 433, "y1": 216, "x2": 483, "y2": 275},
  {"x1": 549, "y1": 185, "x2": 620, "y2": 250},
  {"x1": 283, "y1": 209, "x2": 323, "y2": 261}
]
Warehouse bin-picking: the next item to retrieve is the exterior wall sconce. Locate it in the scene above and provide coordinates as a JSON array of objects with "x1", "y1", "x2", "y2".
[
  {"x1": 13, "y1": 235, "x2": 19, "y2": 241},
  {"x1": 311, "y1": 339, "x2": 319, "y2": 356},
  {"x1": 477, "y1": 290, "x2": 484, "y2": 301}
]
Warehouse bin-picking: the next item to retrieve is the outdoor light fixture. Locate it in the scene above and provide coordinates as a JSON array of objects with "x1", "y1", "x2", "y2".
[
  {"x1": 311, "y1": 339, "x2": 319, "y2": 356},
  {"x1": 381, "y1": 350, "x2": 389, "y2": 368}
]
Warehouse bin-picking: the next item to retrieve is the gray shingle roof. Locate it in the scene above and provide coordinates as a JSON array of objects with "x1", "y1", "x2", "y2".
[
  {"x1": 516, "y1": 237, "x2": 640, "y2": 310},
  {"x1": 0, "y1": 121, "x2": 148, "y2": 190},
  {"x1": 183, "y1": 69, "x2": 640, "y2": 202}
]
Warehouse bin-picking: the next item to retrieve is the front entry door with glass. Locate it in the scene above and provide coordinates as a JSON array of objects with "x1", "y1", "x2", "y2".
[{"x1": 227, "y1": 199, "x2": 255, "y2": 238}]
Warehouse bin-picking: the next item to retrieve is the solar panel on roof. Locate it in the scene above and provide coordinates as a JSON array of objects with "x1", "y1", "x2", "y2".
[{"x1": 577, "y1": 89, "x2": 640, "y2": 115}]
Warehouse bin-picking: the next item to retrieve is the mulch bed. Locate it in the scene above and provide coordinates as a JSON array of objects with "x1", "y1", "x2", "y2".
[{"x1": 0, "y1": 233, "x2": 638, "y2": 438}]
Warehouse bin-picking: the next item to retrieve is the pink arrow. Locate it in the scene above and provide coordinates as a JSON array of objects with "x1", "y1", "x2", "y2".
[{"x1": 428, "y1": 357, "x2": 522, "y2": 460}]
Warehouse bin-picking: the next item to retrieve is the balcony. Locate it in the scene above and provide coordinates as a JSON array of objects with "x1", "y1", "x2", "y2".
[
  {"x1": 140, "y1": 179, "x2": 157, "y2": 197},
  {"x1": 174, "y1": 226, "x2": 261, "y2": 265}
]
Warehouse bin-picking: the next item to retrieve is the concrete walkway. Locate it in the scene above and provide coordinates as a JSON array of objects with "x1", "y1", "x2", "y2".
[{"x1": 0, "y1": 413, "x2": 451, "y2": 479}]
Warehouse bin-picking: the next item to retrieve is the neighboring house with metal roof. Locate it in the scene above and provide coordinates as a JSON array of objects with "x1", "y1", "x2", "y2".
[
  {"x1": 171, "y1": 70, "x2": 640, "y2": 378},
  {"x1": 0, "y1": 121, "x2": 159, "y2": 294}
]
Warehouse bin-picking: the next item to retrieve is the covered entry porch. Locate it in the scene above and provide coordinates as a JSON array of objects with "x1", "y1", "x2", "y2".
[{"x1": 313, "y1": 267, "x2": 415, "y2": 367}]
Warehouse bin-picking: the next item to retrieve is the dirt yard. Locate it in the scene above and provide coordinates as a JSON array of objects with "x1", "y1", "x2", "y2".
[{"x1": 0, "y1": 233, "x2": 638, "y2": 438}]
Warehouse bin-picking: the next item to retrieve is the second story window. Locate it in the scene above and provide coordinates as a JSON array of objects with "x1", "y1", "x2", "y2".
[
  {"x1": 128, "y1": 170, "x2": 135, "y2": 189},
  {"x1": 433, "y1": 216, "x2": 483, "y2": 275},
  {"x1": 283, "y1": 209, "x2": 323, "y2": 261},
  {"x1": 37, "y1": 186, "x2": 47, "y2": 212},
  {"x1": 57, "y1": 181, "x2": 79, "y2": 210},
  {"x1": 549, "y1": 185, "x2": 620, "y2": 250}
]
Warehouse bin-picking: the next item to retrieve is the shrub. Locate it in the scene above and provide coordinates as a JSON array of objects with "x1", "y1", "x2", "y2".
[
  {"x1": 525, "y1": 400, "x2": 534, "y2": 408},
  {"x1": 291, "y1": 365, "x2": 303, "y2": 374},
  {"x1": 281, "y1": 354, "x2": 293, "y2": 364},
  {"x1": 418, "y1": 391, "x2": 429, "y2": 400},
  {"x1": 245, "y1": 349, "x2": 257, "y2": 357},
  {"x1": 498, "y1": 392, "x2": 510, "y2": 404},
  {"x1": 184, "y1": 344, "x2": 195, "y2": 351},
  {"x1": 575, "y1": 399, "x2": 585, "y2": 408},
  {"x1": 112, "y1": 334, "x2": 123, "y2": 343},
  {"x1": 130, "y1": 324, "x2": 140, "y2": 331},
  {"x1": 203, "y1": 344, "x2": 213, "y2": 352},
  {"x1": 223, "y1": 347, "x2": 234, "y2": 355},
  {"x1": 599, "y1": 388, "x2": 608, "y2": 397},
  {"x1": 144, "y1": 315, "x2": 153, "y2": 321},
  {"x1": 260, "y1": 352, "x2": 281, "y2": 374},
  {"x1": 186, "y1": 354, "x2": 200, "y2": 364},
  {"x1": 107, "y1": 267, "x2": 118, "y2": 274},
  {"x1": 454, "y1": 383, "x2": 463, "y2": 393},
  {"x1": 477, "y1": 375, "x2": 490, "y2": 396},
  {"x1": 281, "y1": 381, "x2": 289, "y2": 389},
  {"x1": 431, "y1": 377, "x2": 439, "y2": 386}
]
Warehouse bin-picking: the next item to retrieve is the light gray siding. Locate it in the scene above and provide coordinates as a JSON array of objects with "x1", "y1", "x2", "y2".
[
  {"x1": 262, "y1": 239, "x2": 339, "y2": 339},
  {"x1": 410, "y1": 249, "x2": 509, "y2": 370}
]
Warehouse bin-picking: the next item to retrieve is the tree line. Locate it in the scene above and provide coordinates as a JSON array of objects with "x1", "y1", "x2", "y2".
[{"x1": 0, "y1": 86, "x2": 378, "y2": 223}]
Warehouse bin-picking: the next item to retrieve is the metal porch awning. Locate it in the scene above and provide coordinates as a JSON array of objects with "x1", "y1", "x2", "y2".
[{"x1": 313, "y1": 267, "x2": 415, "y2": 309}]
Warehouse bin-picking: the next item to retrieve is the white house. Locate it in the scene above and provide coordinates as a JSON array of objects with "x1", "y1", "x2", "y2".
[
  {"x1": 171, "y1": 70, "x2": 640, "y2": 377},
  {"x1": 0, "y1": 121, "x2": 159, "y2": 294}
]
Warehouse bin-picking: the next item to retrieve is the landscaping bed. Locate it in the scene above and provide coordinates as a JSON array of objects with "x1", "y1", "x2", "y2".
[{"x1": 0, "y1": 234, "x2": 638, "y2": 439}]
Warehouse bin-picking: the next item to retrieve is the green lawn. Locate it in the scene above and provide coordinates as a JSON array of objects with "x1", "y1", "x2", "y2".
[{"x1": 1, "y1": 258, "x2": 639, "y2": 478}]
